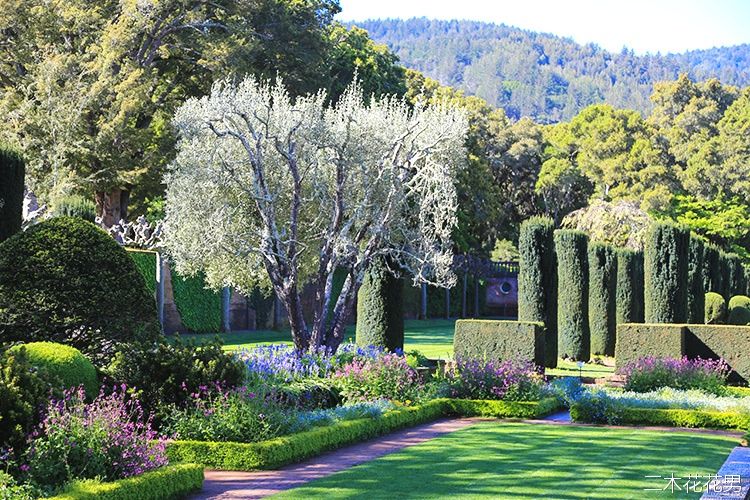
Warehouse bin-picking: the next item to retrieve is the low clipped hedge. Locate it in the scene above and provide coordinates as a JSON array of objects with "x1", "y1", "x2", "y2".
[
  {"x1": 9, "y1": 342, "x2": 98, "y2": 397},
  {"x1": 48, "y1": 463, "x2": 204, "y2": 500},
  {"x1": 453, "y1": 319, "x2": 545, "y2": 366},
  {"x1": 443, "y1": 397, "x2": 560, "y2": 419},
  {"x1": 617, "y1": 407, "x2": 750, "y2": 430},
  {"x1": 705, "y1": 292, "x2": 727, "y2": 324},
  {"x1": 166, "y1": 398, "x2": 561, "y2": 471}
]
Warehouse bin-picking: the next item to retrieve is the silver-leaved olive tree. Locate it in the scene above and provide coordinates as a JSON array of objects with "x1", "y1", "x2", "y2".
[{"x1": 164, "y1": 77, "x2": 468, "y2": 351}]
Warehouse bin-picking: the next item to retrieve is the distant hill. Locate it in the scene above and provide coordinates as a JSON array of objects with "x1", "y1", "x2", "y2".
[{"x1": 352, "y1": 18, "x2": 750, "y2": 122}]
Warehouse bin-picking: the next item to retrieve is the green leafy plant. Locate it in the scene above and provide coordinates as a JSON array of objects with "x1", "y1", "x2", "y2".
[
  {"x1": 554, "y1": 230, "x2": 589, "y2": 361},
  {"x1": 47, "y1": 463, "x2": 203, "y2": 500},
  {"x1": 164, "y1": 386, "x2": 290, "y2": 443},
  {"x1": 8, "y1": 342, "x2": 98, "y2": 398},
  {"x1": 705, "y1": 292, "x2": 727, "y2": 324},
  {"x1": 333, "y1": 353, "x2": 422, "y2": 403},
  {"x1": 0, "y1": 217, "x2": 160, "y2": 364},
  {"x1": 105, "y1": 337, "x2": 245, "y2": 422},
  {"x1": 0, "y1": 347, "x2": 50, "y2": 459},
  {"x1": 51, "y1": 195, "x2": 96, "y2": 222}
]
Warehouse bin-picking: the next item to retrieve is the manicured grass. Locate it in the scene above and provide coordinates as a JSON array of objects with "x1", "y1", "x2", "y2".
[
  {"x1": 180, "y1": 319, "x2": 457, "y2": 359},
  {"x1": 547, "y1": 358, "x2": 616, "y2": 379},
  {"x1": 272, "y1": 421, "x2": 738, "y2": 499}
]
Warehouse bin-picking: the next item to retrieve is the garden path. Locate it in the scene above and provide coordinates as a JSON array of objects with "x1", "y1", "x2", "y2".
[{"x1": 190, "y1": 417, "x2": 481, "y2": 500}]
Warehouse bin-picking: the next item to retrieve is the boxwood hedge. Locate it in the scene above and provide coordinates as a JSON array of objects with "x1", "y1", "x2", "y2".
[
  {"x1": 48, "y1": 463, "x2": 204, "y2": 500},
  {"x1": 166, "y1": 398, "x2": 561, "y2": 471},
  {"x1": 453, "y1": 319, "x2": 545, "y2": 366}
]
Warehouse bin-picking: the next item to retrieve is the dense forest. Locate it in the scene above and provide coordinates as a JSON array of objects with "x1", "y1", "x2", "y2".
[{"x1": 354, "y1": 18, "x2": 750, "y2": 122}]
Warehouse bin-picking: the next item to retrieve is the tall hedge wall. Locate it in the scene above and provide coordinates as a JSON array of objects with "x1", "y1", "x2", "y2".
[
  {"x1": 127, "y1": 249, "x2": 158, "y2": 295},
  {"x1": 517, "y1": 216, "x2": 557, "y2": 367},
  {"x1": 616, "y1": 249, "x2": 644, "y2": 325},
  {"x1": 356, "y1": 257, "x2": 404, "y2": 352},
  {"x1": 588, "y1": 242, "x2": 617, "y2": 356},
  {"x1": 686, "y1": 236, "x2": 706, "y2": 324},
  {"x1": 554, "y1": 230, "x2": 589, "y2": 361},
  {"x1": 170, "y1": 269, "x2": 222, "y2": 333},
  {"x1": 644, "y1": 222, "x2": 689, "y2": 323},
  {"x1": 0, "y1": 146, "x2": 25, "y2": 243},
  {"x1": 703, "y1": 244, "x2": 723, "y2": 296}
]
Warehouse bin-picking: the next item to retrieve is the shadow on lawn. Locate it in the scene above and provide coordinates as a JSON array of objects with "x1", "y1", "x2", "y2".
[{"x1": 275, "y1": 422, "x2": 737, "y2": 499}]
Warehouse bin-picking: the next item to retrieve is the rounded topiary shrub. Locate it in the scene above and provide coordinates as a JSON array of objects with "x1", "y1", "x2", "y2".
[
  {"x1": 0, "y1": 217, "x2": 160, "y2": 364},
  {"x1": 705, "y1": 292, "x2": 726, "y2": 324},
  {"x1": 9, "y1": 342, "x2": 98, "y2": 397},
  {"x1": 728, "y1": 295, "x2": 750, "y2": 325}
]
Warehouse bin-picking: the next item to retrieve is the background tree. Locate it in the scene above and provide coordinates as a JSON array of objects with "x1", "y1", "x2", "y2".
[
  {"x1": 0, "y1": 0, "x2": 341, "y2": 222},
  {"x1": 164, "y1": 77, "x2": 467, "y2": 351}
]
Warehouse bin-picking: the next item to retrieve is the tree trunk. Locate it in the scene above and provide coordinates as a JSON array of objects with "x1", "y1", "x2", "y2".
[{"x1": 95, "y1": 187, "x2": 129, "y2": 227}]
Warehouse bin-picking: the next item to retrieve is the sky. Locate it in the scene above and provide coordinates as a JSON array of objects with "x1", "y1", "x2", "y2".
[{"x1": 337, "y1": 0, "x2": 750, "y2": 54}]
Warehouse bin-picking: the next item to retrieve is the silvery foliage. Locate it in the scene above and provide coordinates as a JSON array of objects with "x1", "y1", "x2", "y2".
[{"x1": 164, "y1": 77, "x2": 467, "y2": 350}]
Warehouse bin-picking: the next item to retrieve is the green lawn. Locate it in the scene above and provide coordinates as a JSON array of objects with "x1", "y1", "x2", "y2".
[
  {"x1": 546, "y1": 358, "x2": 615, "y2": 379},
  {"x1": 273, "y1": 421, "x2": 737, "y2": 499},
  {"x1": 181, "y1": 318, "x2": 456, "y2": 359}
]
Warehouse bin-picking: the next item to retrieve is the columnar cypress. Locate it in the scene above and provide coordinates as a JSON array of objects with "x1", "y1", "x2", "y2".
[
  {"x1": 616, "y1": 248, "x2": 644, "y2": 325},
  {"x1": 727, "y1": 253, "x2": 745, "y2": 297},
  {"x1": 703, "y1": 244, "x2": 722, "y2": 295},
  {"x1": 745, "y1": 267, "x2": 750, "y2": 297},
  {"x1": 644, "y1": 222, "x2": 689, "y2": 323},
  {"x1": 588, "y1": 242, "x2": 617, "y2": 356},
  {"x1": 518, "y1": 216, "x2": 557, "y2": 367},
  {"x1": 356, "y1": 257, "x2": 404, "y2": 352},
  {"x1": 0, "y1": 146, "x2": 25, "y2": 243},
  {"x1": 687, "y1": 236, "x2": 706, "y2": 324},
  {"x1": 555, "y1": 230, "x2": 589, "y2": 361},
  {"x1": 719, "y1": 252, "x2": 731, "y2": 299}
]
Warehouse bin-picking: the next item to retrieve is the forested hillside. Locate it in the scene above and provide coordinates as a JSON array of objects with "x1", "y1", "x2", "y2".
[{"x1": 354, "y1": 18, "x2": 750, "y2": 122}]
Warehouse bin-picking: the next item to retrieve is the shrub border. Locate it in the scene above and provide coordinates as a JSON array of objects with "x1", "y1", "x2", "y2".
[
  {"x1": 166, "y1": 397, "x2": 561, "y2": 471},
  {"x1": 47, "y1": 463, "x2": 204, "y2": 500},
  {"x1": 571, "y1": 403, "x2": 750, "y2": 431}
]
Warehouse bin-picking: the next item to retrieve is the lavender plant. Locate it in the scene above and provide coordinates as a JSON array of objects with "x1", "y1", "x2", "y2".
[
  {"x1": 332, "y1": 353, "x2": 423, "y2": 403},
  {"x1": 238, "y1": 343, "x2": 386, "y2": 385},
  {"x1": 617, "y1": 356, "x2": 729, "y2": 394},
  {"x1": 24, "y1": 386, "x2": 167, "y2": 490},
  {"x1": 439, "y1": 359, "x2": 545, "y2": 401}
]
